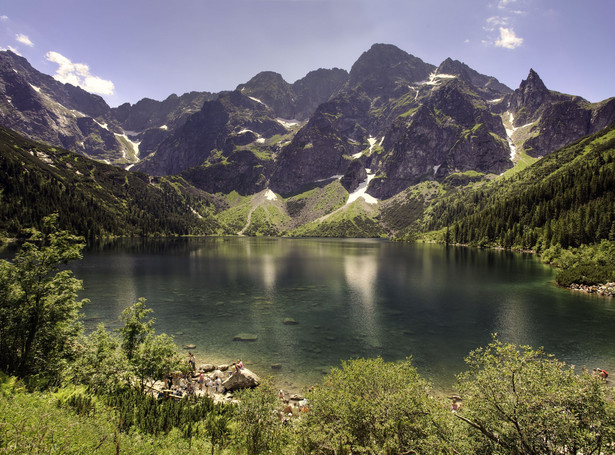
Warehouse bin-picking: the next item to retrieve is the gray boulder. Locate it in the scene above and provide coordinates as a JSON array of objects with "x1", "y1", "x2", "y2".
[{"x1": 221, "y1": 368, "x2": 261, "y2": 391}]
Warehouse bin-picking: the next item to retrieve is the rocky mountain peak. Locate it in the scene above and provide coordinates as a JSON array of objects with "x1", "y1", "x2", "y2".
[
  {"x1": 507, "y1": 68, "x2": 555, "y2": 125},
  {"x1": 436, "y1": 58, "x2": 511, "y2": 97},
  {"x1": 345, "y1": 43, "x2": 435, "y2": 98}
]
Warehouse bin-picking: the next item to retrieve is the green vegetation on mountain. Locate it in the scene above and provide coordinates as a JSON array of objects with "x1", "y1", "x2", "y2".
[
  {"x1": 408, "y1": 125, "x2": 615, "y2": 285},
  {"x1": 291, "y1": 198, "x2": 385, "y2": 238},
  {"x1": 0, "y1": 126, "x2": 225, "y2": 240}
]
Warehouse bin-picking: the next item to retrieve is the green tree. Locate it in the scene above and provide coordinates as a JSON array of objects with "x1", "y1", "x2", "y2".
[
  {"x1": 117, "y1": 297, "x2": 155, "y2": 361},
  {"x1": 299, "y1": 357, "x2": 453, "y2": 454},
  {"x1": 131, "y1": 331, "x2": 182, "y2": 392},
  {"x1": 0, "y1": 214, "x2": 86, "y2": 382},
  {"x1": 456, "y1": 337, "x2": 615, "y2": 454},
  {"x1": 234, "y1": 380, "x2": 286, "y2": 455}
]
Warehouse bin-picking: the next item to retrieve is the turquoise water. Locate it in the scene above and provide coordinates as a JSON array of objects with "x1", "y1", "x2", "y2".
[{"x1": 69, "y1": 237, "x2": 615, "y2": 392}]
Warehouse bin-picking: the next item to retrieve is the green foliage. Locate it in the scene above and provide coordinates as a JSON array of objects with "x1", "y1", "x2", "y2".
[
  {"x1": 542, "y1": 240, "x2": 615, "y2": 286},
  {"x1": 0, "y1": 214, "x2": 86, "y2": 383},
  {"x1": 456, "y1": 336, "x2": 615, "y2": 454},
  {"x1": 0, "y1": 375, "x2": 217, "y2": 454},
  {"x1": 299, "y1": 357, "x2": 452, "y2": 454},
  {"x1": 118, "y1": 297, "x2": 155, "y2": 361},
  {"x1": 234, "y1": 380, "x2": 287, "y2": 455}
]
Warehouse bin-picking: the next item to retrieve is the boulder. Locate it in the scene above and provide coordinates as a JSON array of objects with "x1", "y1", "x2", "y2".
[
  {"x1": 283, "y1": 318, "x2": 298, "y2": 325},
  {"x1": 183, "y1": 344, "x2": 196, "y2": 349},
  {"x1": 199, "y1": 364, "x2": 216, "y2": 373},
  {"x1": 221, "y1": 368, "x2": 261, "y2": 391},
  {"x1": 233, "y1": 333, "x2": 258, "y2": 342}
]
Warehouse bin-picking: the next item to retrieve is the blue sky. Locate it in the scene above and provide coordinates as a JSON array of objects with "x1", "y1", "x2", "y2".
[{"x1": 1, "y1": 0, "x2": 613, "y2": 107}]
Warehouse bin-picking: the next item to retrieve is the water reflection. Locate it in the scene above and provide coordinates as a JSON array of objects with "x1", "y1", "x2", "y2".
[{"x1": 66, "y1": 237, "x2": 615, "y2": 391}]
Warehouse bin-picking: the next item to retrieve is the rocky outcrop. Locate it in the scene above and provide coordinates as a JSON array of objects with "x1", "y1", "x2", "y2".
[
  {"x1": 221, "y1": 369, "x2": 261, "y2": 391},
  {"x1": 508, "y1": 69, "x2": 615, "y2": 158}
]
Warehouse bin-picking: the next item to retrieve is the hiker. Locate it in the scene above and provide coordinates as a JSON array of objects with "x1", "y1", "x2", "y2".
[{"x1": 188, "y1": 352, "x2": 196, "y2": 371}]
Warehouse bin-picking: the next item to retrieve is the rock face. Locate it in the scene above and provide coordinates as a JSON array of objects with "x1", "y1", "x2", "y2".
[
  {"x1": 221, "y1": 368, "x2": 260, "y2": 391},
  {"x1": 1, "y1": 45, "x2": 614, "y2": 205},
  {"x1": 506, "y1": 69, "x2": 615, "y2": 158},
  {"x1": 0, "y1": 50, "x2": 129, "y2": 164}
]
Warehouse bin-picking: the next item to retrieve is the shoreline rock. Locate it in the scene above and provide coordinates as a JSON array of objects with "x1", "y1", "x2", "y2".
[{"x1": 569, "y1": 282, "x2": 615, "y2": 298}]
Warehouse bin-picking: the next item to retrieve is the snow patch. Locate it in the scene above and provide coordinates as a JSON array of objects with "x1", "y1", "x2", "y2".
[
  {"x1": 256, "y1": 138, "x2": 266, "y2": 144},
  {"x1": 346, "y1": 169, "x2": 378, "y2": 205},
  {"x1": 488, "y1": 97, "x2": 504, "y2": 104},
  {"x1": 504, "y1": 112, "x2": 517, "y2": 161},
  {"x1": 264, "y1": 189, "x2": 277, "y2": 201},
  {"x1": 159, "y1": 125, "x2": 168, "y2": 130},
  {"x1": 276, "y1": 118, "x2": 300, "y2": 129},
  {"x1": 115, "y1": 133, "x2": 141, "y2": 159},
  {"x1": 315, "y1": 175, "x2": 343, "y2": 183},
  {"x1": 249, "y1": 96, "x2": 268, "y2": 108},
  {"x1": 367, "y1": 136, "x2": 377, "y2": 151},
  {"x1": 433, "y1": 164, "x2": 441, "y2": 175},
  {"x1": 352, "y1": 152, "x2": 363, "y2": 159},
  {"x1": 94, "y1": 120, "x2": 109, "y2": 130},
  {"x1": 29, "y1": 83, "x2": 41, "y2": 93},
  {"x1": 420, "y1": 72, "x2": 457, "y2": 87}
]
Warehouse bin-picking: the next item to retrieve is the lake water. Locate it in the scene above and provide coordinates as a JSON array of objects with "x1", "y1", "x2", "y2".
[{"x1": 69, "y1": 237, "x2": 615, "y2": 392}]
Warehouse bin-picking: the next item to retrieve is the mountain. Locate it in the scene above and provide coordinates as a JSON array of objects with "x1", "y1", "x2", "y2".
[
  {"x1": 0, "y1": 50, "x2": 133, "y2": 165},
  {"x1": 1, "y1": 44, "x2": 615, "y2": 229}
]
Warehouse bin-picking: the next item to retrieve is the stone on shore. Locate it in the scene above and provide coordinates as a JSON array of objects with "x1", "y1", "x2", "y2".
[
  {"x1": 221, "y1": 368, "x2": 261, "y2": 391},
  {"x1": 199, "y1": 364, "x2": 216, "y2": 373},
  {"x1": 183, "y1": 344, "x2": 196, "y2": 349},
  {"x1": 233, "y1": 333, "x2": 258, "y2": 342},
  {"x1": 283, "y1": 318, "x2": 299, "y2": 325}
]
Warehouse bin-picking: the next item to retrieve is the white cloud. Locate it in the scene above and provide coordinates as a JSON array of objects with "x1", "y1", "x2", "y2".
[
  {"x1": 484, "y1": 16, "x2": 508, "y2": 31},
  {"x1": 16, "y1": 33, "x2": 34, "y2": 47},
  {"x1": 0, "y1": 15, "x2": 8, "y2": 21},
  {"x1": 495, "y1": 27, "x2": 523, "y2": 49},
  {"x1": 45, "y1": 51, "x2": 115, "y2": 95}
]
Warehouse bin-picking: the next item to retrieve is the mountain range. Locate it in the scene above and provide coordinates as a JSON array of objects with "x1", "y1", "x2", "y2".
[{"x1": 1, "y1": 43, "x2": 614, "y2": 239}]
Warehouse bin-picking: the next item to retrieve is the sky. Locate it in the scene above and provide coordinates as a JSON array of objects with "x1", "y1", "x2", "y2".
[{"x1": 1, "y1": 0, "x2": 613, "y2": 107}]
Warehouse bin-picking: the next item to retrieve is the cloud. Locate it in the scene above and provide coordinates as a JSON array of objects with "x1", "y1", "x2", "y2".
[
  {"x1": 45, "y1": 51, "x2": 115, "y2": 95},
  {"x1": 16, "y1": 33, "x2": 34, "y2": 47},
  {"x1": 498, "y1": 0, "x2": 517, "y2": 8},
  {"x1": 0, "y1": 15, "x2": 8, "y2": 21},
  {"x1": 484, "y1": 16, "x2": 508, "y2": 31},
  {"x1": 495, "y1": 27, "x2": 523, "y2": 49}
]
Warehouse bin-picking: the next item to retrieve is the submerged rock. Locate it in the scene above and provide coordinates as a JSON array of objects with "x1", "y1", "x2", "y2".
[
  {"x1": 233, "y1": 333, "x2": 258, "y2": 342},
  {"x1": 283, "y1": 318, "x2": 299, "y2": 325}
]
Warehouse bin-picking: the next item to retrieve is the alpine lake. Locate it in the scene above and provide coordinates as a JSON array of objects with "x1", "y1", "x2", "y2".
[{"x1": 71, "y1": 237, "x2": 615, "y2": 393}]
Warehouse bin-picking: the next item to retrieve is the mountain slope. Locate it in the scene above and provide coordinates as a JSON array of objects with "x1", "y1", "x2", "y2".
[
  {"x1": 0, "y1": 126, "x2": 224, "y2": 238},
  {"x1": 417, "y1": 124, "x2": 615, "y2": 250}
]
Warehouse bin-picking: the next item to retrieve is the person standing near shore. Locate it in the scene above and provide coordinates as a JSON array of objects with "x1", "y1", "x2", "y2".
[{"x1": 188, "y1": 352, "x2": 196, "y2": 371}]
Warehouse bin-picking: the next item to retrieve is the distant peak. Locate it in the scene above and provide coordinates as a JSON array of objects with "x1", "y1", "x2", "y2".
[{"x1": 523, "y1": 68, "x2": 548, "y2": 91}]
